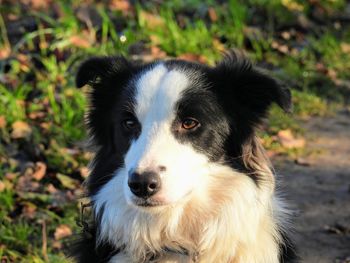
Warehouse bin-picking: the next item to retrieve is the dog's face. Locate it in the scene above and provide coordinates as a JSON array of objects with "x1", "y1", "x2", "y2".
[
  {"x1": 76, "y1": 52, "x2": 291, "y2": 209},
  {"x1": 121, "y1": 64, "x2": 231, "y2": 207}
]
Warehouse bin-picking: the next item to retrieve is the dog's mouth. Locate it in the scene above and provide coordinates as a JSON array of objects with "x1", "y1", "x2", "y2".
[{"x1": 132, "y1": 198, "x2": 166, "y2": 207}]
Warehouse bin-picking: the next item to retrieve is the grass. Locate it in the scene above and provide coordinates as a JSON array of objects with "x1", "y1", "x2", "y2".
[{"x1": 0, "y1": 0, "x2": 349, "y2": 261}]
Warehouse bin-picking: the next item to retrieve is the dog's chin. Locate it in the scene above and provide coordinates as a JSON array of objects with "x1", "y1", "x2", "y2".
[{"x1": 132, "y1": 198, "x2": 167, "y2": 208}]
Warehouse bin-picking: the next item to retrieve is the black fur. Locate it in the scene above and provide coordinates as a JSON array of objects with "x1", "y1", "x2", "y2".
[{"x1": 70, "y1": 51, "x2": 297, "y2": 262}]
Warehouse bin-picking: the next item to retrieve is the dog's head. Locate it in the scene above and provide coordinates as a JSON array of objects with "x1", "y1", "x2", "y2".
[{"x1": 77, "y1": 51, "x2": 291, "y2": 209}]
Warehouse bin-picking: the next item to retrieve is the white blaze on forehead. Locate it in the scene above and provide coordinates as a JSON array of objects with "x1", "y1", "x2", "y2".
[
  {"x1": 135, "y1": 63, "x2": 189, "y2": 123},
  {"x1": 122, "y1": 63, "x2": 208, "y2": 205}
]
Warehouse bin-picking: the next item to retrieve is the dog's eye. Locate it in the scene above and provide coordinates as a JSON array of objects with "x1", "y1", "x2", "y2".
[
  {"x1": 122, "y1": 119, "x2": 138, "y2": 130},
  {"x1": 181, "y1": 118, "x2": 200, "y2": 130}
]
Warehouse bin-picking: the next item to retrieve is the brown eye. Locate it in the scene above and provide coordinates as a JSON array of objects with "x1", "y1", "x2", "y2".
[
  {"x1": 181, "y1": 118, "x2": 200, "y2": 130},
  {"x1": 122, "y1": 119, "x2": 138, "y2": 130}
]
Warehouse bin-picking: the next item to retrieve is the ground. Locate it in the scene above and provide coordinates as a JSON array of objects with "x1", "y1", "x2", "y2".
[{"x1": 274, "y1": 108, "x2": 350, "y2": 263}]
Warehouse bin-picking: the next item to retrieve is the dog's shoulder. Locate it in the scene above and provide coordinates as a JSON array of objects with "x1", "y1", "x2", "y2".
[{"x1": 68, "y1": 226, "x2": 118, "y2": 263}]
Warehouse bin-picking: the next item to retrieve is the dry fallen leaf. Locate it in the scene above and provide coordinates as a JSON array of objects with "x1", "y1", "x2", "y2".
[
  {"x1": 213, "y1": 38, "x2": 226, "y2": 52},
  {"x1": 0, "y1": 116, "x2": 6, "y2": 128},
  {"x1": 177, "y1": 53, "x2": 207, "y2": 64},
  {"x1": 208, "y1": 7, "x2": 218, "y2": 22},
  {"x1": 150, "y1": 46, "x2": 167, "y2": 59},
  {"x1": 327, "y1": 69, "x2": 337, "y2": 80},
  {"x1": 16, "y1": 175, "x2": 40, "y2": 192},
  {"x1": 22, "y1": 202, "x2": 37, "y2": 219},
  {"x1": 0, "y1": 180, "x2": 5, "y2": 192},
  {"x1": 281, "y1": 31, "x2": 291, "y2": 40},
  {"x1": 109, "y1": 0, "x2": 133, "y2": 15},
  {"x1": 40, "y1": 122, "x2": 51, "y2": 130},
  {"x1": 52, "y1": 240, "x2": 63, "y2": 249},
  {"x1": 30, "y1": 0, "x2": 51, "y2": 9},
  {"x1": 277, "y1": 129, "x2": 306, "y2": 149},
  {"x1": 54, "y1": 224, "x2": 72, "y2": 240},
  {"x1": 138, "y1": 11, "x2": 165, "y2": 28},
  {"x1": 32, "y1": 162, "x2": 47, "y2": 181},
  {"x1": 29, "y1": 111, "x2": 46, "y2": 120},
  {"x1": 0, "y1": 46, "x2": 11, "y2": 59},
  {"x1": 281, "y1": 0, "x2": 304, "y2": 11},
  {"x1": 79, "y1": 167, "x2": 90, "y2": 179},
  {"x1": 46, "y1": 183, "x2": 58, "y2": 194},
  {"x1": 5, "y1": 172, "x2": 18, "y2": 181},
  {"x1": 341, "y1": 42, "x2": 350, "y2": 53},
  {"x1": 271, "y1": 41, "x2": 289, "y2": 54},
  {"x1": 70, "y1": 35, "x2": 91, "y2": 48},
  {"x1": 11, "y1": 121, "x2": 32, "y2": 139}
]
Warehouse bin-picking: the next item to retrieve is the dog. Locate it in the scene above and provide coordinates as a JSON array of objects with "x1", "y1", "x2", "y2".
[{"x1": 71, "y1": 51, "x2": 297, "y2": 263}]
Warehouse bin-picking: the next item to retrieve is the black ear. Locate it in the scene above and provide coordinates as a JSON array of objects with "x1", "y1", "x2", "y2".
[
  {"x1": 76, "y1": 56, "x2": 131, "y2": 88},
  {"x1": 76, "y1": 56, "x2": 134, "y2": 147},
  {"x1": 213, "y1": 51, "x2": 292, "y2": 126}
]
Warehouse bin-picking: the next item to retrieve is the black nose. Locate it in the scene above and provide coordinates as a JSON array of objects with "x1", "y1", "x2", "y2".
[{"x1": 128, "y1": 170, "x2": 161, "y2": 198}]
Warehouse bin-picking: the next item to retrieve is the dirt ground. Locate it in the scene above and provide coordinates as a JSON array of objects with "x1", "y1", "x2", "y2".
[{"x1": 273, "y1": 109, "x2": 350, "y2": 263}]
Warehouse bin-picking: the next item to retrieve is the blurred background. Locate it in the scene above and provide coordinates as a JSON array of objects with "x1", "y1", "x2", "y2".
[{"x1": 0, "y1": 0, "x2": 349, "y2": 262}]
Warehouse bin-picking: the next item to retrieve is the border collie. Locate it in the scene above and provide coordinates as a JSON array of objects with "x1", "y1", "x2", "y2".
[{"x1": 72, "y1": 51, "x2": 296, "y2": 263}]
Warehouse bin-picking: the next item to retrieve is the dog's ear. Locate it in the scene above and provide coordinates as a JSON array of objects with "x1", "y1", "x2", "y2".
[
  {"x1": 212, "y1": 51, "x2": 292, "y2": 127},
  {"x1": 76, "y1": 56, "x2": 134, "y2": 147},
  {"x1": 76, "y1": 56, "x2": 131, "y2": 88}
]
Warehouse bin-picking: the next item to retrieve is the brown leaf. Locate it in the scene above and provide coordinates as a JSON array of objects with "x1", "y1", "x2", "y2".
[
  {"x1": 22, "y1": 202, "x2": 37, "y2": 219},
  {"x1": 32, "y1": 162, "x2": 47, "y2": 181},
  {"x1": 109, "y1": 0, "x2": 133, "y2": 15},
  {"x1": 150, "y1": 46, "x2": 167, "y2": 59},
  {"x1": 0, "y1": 181, "x2": 5, "y2": 192},
  {"x1": 52, "y1": 240, "x2": 63, "y2": 249},
  {"x1": 5, "y1": 172, "x2": 18, "y2": 181},
  {"x1": 177, "y1": 53, "x2": 207, "y2": 64},
  {"x1": 327, "y1": 69, "x2": 337, "y2": 80},
  {"x1": 11, "y1": 121, "x2": 32, "y2": 139},
  {"x1": 266, "y1": 150, "x2": 278, "y2": 158},
  {"x1": 69, "y1": 35, "x2": 91, "y2": 48},
  {"x1": 277, "y1": 129, "x2": 305, "y2": 149},
  {"x1": 281, "y1": 31, "x2": 291, "y2": 40},
  {"x1": 213, "y1": 38, "x2": 226, "y2": 52},
  {"x1": 54, "y1": 224, "x2": 72, "y2": 240},
  {"x1": 139, "y1": 11, "x2": 165, "y2": 28},
  {"x1": 79, "y1": 167, "x2": 89, "y2": 179},
  {"x1": 0, "y1": 46, "x2": 10, "y2": 59},
  {"x1": 8, "y1": 14, "x2": 18, "y2": 20},
  {"x1": 40, "y1": 122, "x2": 51, "y2": 130},
  {"x1": 208, "y1": 7, "x2": 218, "y2": 22},
  {"x1": 0, "y1": 116, "x2": 6, "y2": 129},
  {"x1": 16, "y1": 175, "x2": 40, "y2": 192},
  {"x1": 46, "y1": 183, "x2": 58, "y2": 194},
  {"x1": 30, "y1": 0, "x2": 51, "y2": 9},
  {"x1": 29, "y1": 111, "x2": 46, "y2": 120},
  {"x1": 281, "y1": 0, "x2": 304, "y2": 11},
  {"x1": 341, "y1": 43, "x2": 350, "y2": 53}
]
